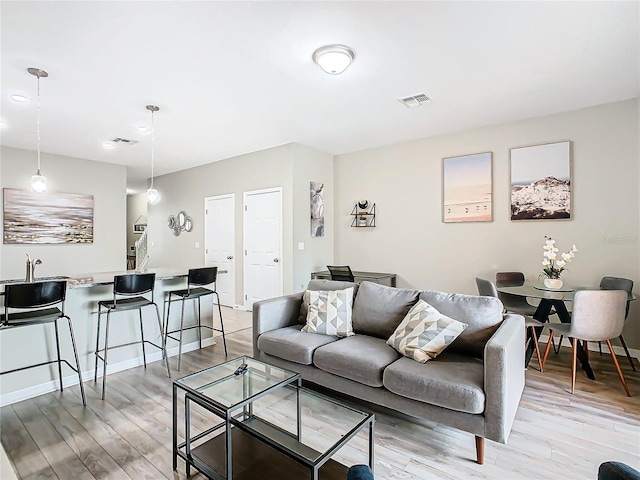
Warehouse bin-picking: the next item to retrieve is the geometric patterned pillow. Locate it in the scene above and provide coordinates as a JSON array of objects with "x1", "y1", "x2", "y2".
[
  {"x1": 387, "y1": 299, "x2": 467, "y2": 363},
  {"x1": 302, "y1": 287, "x2": 354, "y2": 337}
]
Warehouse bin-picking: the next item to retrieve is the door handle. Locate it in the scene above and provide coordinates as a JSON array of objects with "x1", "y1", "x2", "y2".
[
  {"x1": 273, "y1": 258, "x2": 279, "y2": 263},
  {"x1": 227, "y1": 256, "x2": 234, "y2": 260}
]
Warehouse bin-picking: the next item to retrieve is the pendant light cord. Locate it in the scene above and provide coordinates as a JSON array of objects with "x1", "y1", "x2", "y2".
[
  {"x1": 150, "y1": 108, "x2": 155, "y2": 189},
  {"x1": 36, "y1": 74, "x2": 41, "y2": 174}
]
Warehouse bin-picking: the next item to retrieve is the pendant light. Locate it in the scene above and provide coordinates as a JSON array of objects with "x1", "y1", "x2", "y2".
[
  {"x1": 28, "y1": 67, "x2": 48, "y2": 193},
  {"x1": 146, "y1": 105, "x2": 160, "y2": 204}
]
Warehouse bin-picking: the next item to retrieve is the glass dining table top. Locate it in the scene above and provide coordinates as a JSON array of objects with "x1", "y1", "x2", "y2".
[{"x1": 496, "y1": 282, "x2": 636, "y2": 302}]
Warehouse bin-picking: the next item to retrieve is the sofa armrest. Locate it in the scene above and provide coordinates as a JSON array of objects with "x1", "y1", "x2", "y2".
[
  {"x1": 483, "y1": 313, "x2": 525, "y2": 444},
  {"x1": 252, "y1": 292, "x2": 304, "y2": 357}
]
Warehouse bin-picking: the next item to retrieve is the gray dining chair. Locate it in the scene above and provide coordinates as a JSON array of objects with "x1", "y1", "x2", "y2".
[
  {"x1": 495, "y1": 272, "x2": 538, "y2": 316},
  {"x1": 599, "y1": 276, "x2": 635, "y2": 371},
  {"x1": 541, "y1": 290, "x2": 630, "y2": 396},
  {"x1": 476, "y1": 277, "x2": 545, "y2": 371}
]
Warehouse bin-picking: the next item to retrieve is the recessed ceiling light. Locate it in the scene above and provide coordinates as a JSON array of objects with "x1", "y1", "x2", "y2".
[
  {"x1": 102, "y1": 141, "x2": 116, "y2": 150},
  {"x1": 10, "y1": 94, "x2": 28, "y2": 103},
  {"x1": 0, "y1": 120, "x2": 6, "y2": 128},
  {"x1": 137, "y1": 126, "x2": 150, "y2": 133},
  {"x1": 312, "y1": 45, "x2": 355, "y2": 75}
]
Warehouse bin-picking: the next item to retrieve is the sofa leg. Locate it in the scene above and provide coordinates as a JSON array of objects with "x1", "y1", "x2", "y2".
[{"x1": 475, "y1": 436, "x2": 485, "y2": 465}]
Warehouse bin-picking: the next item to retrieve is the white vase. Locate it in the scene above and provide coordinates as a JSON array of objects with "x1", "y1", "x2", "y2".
[{"x1": 544, "y1": 278, "x2": 563, "y2": 289}]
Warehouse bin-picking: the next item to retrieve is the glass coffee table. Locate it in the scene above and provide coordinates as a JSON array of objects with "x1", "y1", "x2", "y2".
[{"x1": 173, "y1": 356, "x2": 375, "y2": 480}]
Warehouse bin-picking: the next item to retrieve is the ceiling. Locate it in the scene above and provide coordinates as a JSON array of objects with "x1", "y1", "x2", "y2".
[{"x1": 1, "y1": 1, "x2": 638, "y2": 192}]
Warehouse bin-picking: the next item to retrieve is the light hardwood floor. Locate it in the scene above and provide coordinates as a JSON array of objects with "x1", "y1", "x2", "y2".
[{"x1": 2, "y1": 314, "x2": 639, "y2": 479}]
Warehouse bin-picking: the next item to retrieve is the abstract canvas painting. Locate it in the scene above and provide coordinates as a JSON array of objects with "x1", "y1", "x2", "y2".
[
  {"x1": 310, "y1": 182, "x2": 325, "y2": 237},
  {"x1": 3, "y1": 188, "x2": 94, "y2": 244},
  {"x1": 510, "y1": 141, "x2": 571, "y2": 220},
  {"x1": 442, "y1": 152, "x2": 492, "y2": 223}
]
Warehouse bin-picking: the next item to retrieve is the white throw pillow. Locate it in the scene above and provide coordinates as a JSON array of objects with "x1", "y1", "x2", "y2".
[
  {"x1": 302, "y1": 287, "x2": 354, "y2": 337},
  {"x1": 387, "y1": 299, "x2": 468, "y2": 363}
]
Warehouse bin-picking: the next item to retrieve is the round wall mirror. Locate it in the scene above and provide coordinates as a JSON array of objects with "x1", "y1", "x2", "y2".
[
  {"x1": 177, "y1": 211, "x2": 187, "y2": 229},
  {"x1": 167, "y1": 215, "x2": 176, "y2": 228},
  {"x1": 184, "y1": 216, "x2": 193, "y2": 232}
]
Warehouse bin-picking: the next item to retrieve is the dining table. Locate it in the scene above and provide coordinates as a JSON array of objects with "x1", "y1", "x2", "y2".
[{"x1": 496, "y1": 283, "x2": 609, "y2": 380}]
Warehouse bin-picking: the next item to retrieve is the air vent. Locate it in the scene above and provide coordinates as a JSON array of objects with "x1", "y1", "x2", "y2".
[
  {"x1": 110, "y1": 137, "x2": 138, "y2": 145},
  {"x1": 398, "y1": 93, "x2": 432, "y2": 108}
]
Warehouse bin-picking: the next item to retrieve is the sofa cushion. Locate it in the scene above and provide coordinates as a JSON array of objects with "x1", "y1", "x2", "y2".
[
  {"x1": 257, "y1": 325, "x2": 339, "y2": 365},
  {"x1": 387, "y1": 299, "x2": 468, "y2": 363},
  {"x1": 302, "y1": 287, "x2": 354, "y2": 337},
  {"x1": 383, "y1": 354, "x2": 485, "y2": 414},
  {"x1": 352, "y1": 282, "x2": 419, "y2": 339},
  {"x1": 313, "y1": 335, "x2": 401, "y2": 387},
  {"x1": 419, "y1": 290, "x2": 503, "y2": 358},
  {"x1": 298, "y1": 279, "x2": 359, "y2": 324}
]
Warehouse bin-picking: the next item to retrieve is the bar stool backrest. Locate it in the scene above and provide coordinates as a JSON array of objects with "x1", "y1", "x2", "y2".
[
  {"x1": 327, "y1": 265, "x2": 355, "y2": 282},
  {"x1": 5, "y1": 280, "x2": 66, "y2": 310},
  {"x1": 113, "y1": 273, "x2": 156, "y2": 302},
  {"x1": 187, "y1": 267, "x2": 217, "y2": 291}
]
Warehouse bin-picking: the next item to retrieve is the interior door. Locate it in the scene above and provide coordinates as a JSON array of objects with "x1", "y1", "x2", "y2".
[
  {"x1": 243, "y1": 187, "x2": 283, "y2": 309},
  {"x1": 205, "y1": 194, "x2": 235, "y2": 307}
]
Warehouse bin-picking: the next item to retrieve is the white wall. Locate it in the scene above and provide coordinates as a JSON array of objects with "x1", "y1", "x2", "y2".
[
  {"x1": 334, "y1": 99, "x2": 640, "y2": 348},
  {"x1": 0, "y1": 146, "x2": 127, "y2": 278},
  {"x1": 147, "y1": 143, "x2": 335, "y2": 305}
]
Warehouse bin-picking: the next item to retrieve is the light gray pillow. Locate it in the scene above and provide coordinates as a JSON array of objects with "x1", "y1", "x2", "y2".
[
  {"x1": 387, "y1": 299, "x2": 468, "y2": 363},
  {"x1": 298, "y1": 279, "x2": 358, "y2": 324},
  {"x1": 352, "y1": 281, "x2": 419, "y2": 339},
  {"x1": 302, "y1": 287, "x2": 355, "y2": 337},
  {"x1": 419, "y1": 290, "x2": 503, "y2": 358}
]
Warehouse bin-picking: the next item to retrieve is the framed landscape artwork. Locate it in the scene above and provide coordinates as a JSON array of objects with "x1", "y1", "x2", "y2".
[
  {"x1": 3, "y1": 188, "x2": 94, "y2": 244},
  {"x1": 510, "y1": 141, "x2": 571, "y2": 221},
  {"x1": 442, "y1": 152, "x2": 492, "y2": 223}
]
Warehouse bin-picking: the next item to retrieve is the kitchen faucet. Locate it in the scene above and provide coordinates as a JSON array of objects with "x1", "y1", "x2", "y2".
[{"x1": 25, "y1": 254, "x2": 42, "y2": 283}]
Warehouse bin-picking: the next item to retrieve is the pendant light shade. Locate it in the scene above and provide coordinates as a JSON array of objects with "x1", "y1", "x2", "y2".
[
  {"x1": 28, "y1": 67, "x2": 48, "y2": 193},
  {"x1": 146, "y1": 105, "x2": 160, "y2": 204}
]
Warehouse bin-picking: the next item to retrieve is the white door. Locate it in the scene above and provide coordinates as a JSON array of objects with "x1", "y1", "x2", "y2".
[
  {"x1": 205, "y1": 194, "x2": 235, "y2": 307},
  {"x1": 243, "y1": 187, "x2": 283, "y2": 309}
]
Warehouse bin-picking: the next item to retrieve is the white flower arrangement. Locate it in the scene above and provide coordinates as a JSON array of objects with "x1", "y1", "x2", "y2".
[{"x1": 541, "y1": 236, "x2": 578, "y2": 279}]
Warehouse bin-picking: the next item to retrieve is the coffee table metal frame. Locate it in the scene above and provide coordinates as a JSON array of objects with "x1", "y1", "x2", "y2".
[{"x1": 172, "y1": 356, "x2": 375, "y2": 480}]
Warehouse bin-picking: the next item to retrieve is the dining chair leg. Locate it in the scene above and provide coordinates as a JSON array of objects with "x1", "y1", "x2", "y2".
[
  {"x1": 177, "y1": 297, "x2": 186, "y2": 372},
  {"x1": 66, "y1": 316, "x2": 86, "y2": 406},
  {"x1": 598, "y1": 341, "x2": 603, "y2": 356},
  {"x1": 530, "y1": 326, "x2": 543, "y2": 372},
  {"x1": 606, "y1": 339, "x2": 631, "y2": 397},
  {"x1": 618, "y1": 335, "x2": 636, "y2": 371},
  {"x1": 94, "y1": 309, "x2": 102, "y2": 383},
  {"x1": 53, "y1": 318, "x2": 64, "y2": 392},
  {"x1": 541, "y1": 330, "x2": 555, "y2": 370},
  {"x1": 570, "y1": 338, "x2": 578, "y2": 394},
  {"x1": 139, "y1": 308, "x2": 147, "y2": 368},
  {"x1": 101, "y1": 310, "x2": 112, "y2": 400}
]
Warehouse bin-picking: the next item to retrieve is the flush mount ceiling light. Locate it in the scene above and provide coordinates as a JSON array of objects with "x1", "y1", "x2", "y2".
[
  {"x1": 146, "y1": 105, "x2": 161, "y2": 204},
  {"x1": 28, "y1": 67, "x2": 48, "y2": 193},
  {"x1": 11, "y1": 94, "x2": 28, "y2": 103},
  {"x1": 137, "y1": 126, "x2": 149, "y2": 133},
  {"x1": 102, "y1": 141, "x2": 116, "y2": 150},
  {"x1": 312, "y1": 44, "x2": 355, "y2": 75}
]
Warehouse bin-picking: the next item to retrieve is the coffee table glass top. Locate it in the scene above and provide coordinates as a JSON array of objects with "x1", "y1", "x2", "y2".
[
  {"x1": 175, "y1": 356, "x2": 299, "y2": 408},
  {"x1": 243, "y1": 385, "x2": 373, "y2": 463}
]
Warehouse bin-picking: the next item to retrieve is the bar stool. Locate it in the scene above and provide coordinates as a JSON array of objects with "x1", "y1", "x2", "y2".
[
  {"x1": 94, "y1": 273, "x2": 170, "y2": 400},
  {"x1": 164, "y1": 267, "x2": 227, "y2": 371},
  {"x1": 0, "y1": 280, "x2": 86, "y2": 405}
]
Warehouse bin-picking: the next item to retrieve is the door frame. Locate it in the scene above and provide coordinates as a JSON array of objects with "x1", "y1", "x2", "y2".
[
  {"x1": 242, "y1": 186, "x2": 283, "y2": 310},
  {"x1": 204, "y1": 193, "x2": 236, "y2": 308}
]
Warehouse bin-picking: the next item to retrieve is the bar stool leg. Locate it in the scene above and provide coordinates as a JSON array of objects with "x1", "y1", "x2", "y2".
[
  {"x1": 94, "y1": 308, "x2": 103, "y2": 383},
  {"x1": 197, "y1": 297, "x2": 202, "y2": 350},
  {"x1": 164, "y1": 295, "x2": 173, "y2": 360},
  {"x1": 215, "y1": 291, "x2": 227, "y2": 356},
  {"x1": 53, "y1": 318, "x2": 64, "y2": 392},
  {"x1": 152, "y1": 303, "x2": 171, "y2": 378},
  {"x1": 177, "y1": 297, "x2": 186, "y2": 372},
  {"x1": 66, "y1": 316, "x2": 86, "y2": 406},
  {"x1": 139, "y1": 308, "x2": 147, "y2": 368},
  {"x1": 101, "y1": 310, "x2": 112, "y2": 400}
]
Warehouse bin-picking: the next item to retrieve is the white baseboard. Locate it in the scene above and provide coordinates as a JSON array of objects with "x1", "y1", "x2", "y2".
[
  {"x1": 0, "y1": 337, "x2": 217, "y2": 407},
  {"x1": 538, "y1": 333, "x2": 639, "y2": 361}
]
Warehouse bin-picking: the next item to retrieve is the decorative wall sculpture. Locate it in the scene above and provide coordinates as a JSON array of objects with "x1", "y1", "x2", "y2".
[
  {"x1": 310, "y1": 182, "x2": 325, "y2": 237},
  {"x1": 3, "y1": 188, "x2": 94, "y2": 244}
]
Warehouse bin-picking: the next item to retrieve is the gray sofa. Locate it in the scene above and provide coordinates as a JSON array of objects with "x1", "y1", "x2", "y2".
[{"x1": 252, "y1": 280, "x2": 525, "y2": 464}]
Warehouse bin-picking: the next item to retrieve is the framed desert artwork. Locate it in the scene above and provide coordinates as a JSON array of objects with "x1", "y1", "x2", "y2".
[
  {"x1": 3, "y1": 188, "x2": 94, "y2": 244},
  {"x1": 442, "y1": 152, "x2": 492, "y2": 223},
  {"x1": 510, "y1": 141, "x2": 571, "y2": 220}
]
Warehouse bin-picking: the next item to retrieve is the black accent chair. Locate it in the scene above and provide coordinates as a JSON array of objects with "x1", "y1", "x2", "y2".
[
  {"x1": 599, "y1": 461, "x2": 640, "y2": 480},
  {"x1": 327, "y1": 265, "x2": 355, "y2": 282},
  {"x1": 163, "y1": 267, "x2": 227, "y2": 371},
  {"x1": 347, "y1": 465, "x2": 374, "y2": 480},
  {"x1": 599, "y1": 276, "x2": 636, "y2": 371},
  {"x1": 1, "y1": 280, "x2": 86, "y2": 405},
  {"x1": 94, "y1": 273, "x2": 171, "y2": 400}
]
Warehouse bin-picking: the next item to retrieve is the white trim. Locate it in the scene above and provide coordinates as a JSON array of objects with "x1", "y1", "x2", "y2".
[
  {"x1": 0, "y1": 338, "x2": 216, "y2": 407},
  {"x1": 204, "y1": 193, "x2": 236, "y2": 307},
  {"x1": 242, "y1": 186, "x2": 283, "y2": 310}
]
